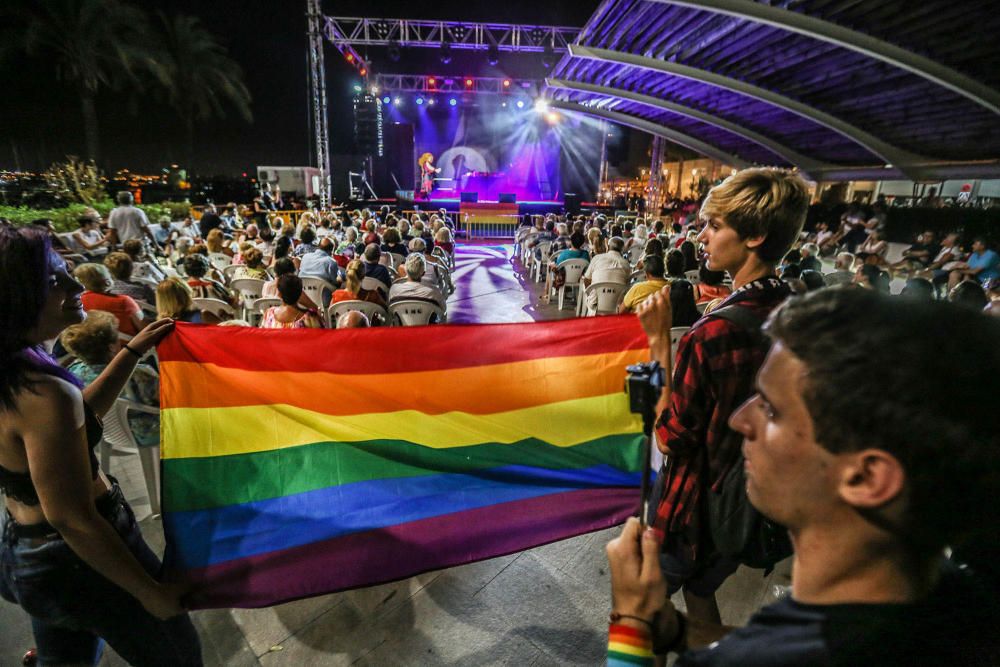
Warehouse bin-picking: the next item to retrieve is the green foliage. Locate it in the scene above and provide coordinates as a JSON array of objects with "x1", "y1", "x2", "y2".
[
  {"x1": 45, "y1": 157, "x2": 105, "y2": 205},
  {"x1": 0, "y1": 200, "x2": 191, "y2": 233}
]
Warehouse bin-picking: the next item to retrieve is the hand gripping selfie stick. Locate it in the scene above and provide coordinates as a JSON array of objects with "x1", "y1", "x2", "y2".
[{"x1": 625, "y1": 361, "x2": 666, "y2": 528}]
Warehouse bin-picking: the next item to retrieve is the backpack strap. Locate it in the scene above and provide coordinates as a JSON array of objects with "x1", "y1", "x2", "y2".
[{"x1": 706, "y1": 304, "x2": 767, "y2": 340}]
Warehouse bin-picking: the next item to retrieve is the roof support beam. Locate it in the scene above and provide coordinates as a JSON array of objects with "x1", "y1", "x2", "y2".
[
  {"x1": 567, "y1": 44, "x2": 928, "y2": 179},
  {"x1": 547, "y1": 100, "x2": 751, "y2": 170},
  {"x1": 545, "y1": 77, "x2": 825, "y2": 176},
  {"x1": 650, "y1": 0, "x2": 1000, "y2": 116}
]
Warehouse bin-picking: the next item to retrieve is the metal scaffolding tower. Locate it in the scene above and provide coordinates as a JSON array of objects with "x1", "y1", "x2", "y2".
[
  {"x1": 323, "y1": 17, "x2": 578, "y2": 52},
  {"x1": 306, "y1": 0, "x2": 331, "y2": 206}
]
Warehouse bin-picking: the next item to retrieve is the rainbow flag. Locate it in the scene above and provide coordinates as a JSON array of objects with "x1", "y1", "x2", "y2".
[{"x1": 158, "y1": 317, "x2": 649, "y2": 608}]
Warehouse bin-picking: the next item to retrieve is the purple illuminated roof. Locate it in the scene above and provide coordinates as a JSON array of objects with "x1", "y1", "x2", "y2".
[{"x1": 547, "y1": 0, "x2": 1000, "y2": 180}]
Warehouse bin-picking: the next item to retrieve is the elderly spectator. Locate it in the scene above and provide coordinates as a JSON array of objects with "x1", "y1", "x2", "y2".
[
  {"x1": 299, "y1": 237, "x2": 343, "y2": 289},
  {"x1": 337, "y1": 310, "x2": 370, "y2": 328},
  {"x1": 205, "y1": 228, "x2": 233, "y2": 258},
  {"x1": 74, "y1": 263, "x2": 145, "y2": 336},
  {"x1": 104, "y1": 252, "x2": 155, "y2": 304},
  {"x1": 583, "y1": 236, "x2": 631, "y2": 311},
  {"x1": 362, "y1": 243, "x2": 393, "y2": 291},
  {"x1": 152, "y1": 216, "x2": 178, "y2": 253},
  {"x1": 332, "y1": 259, "x2": 387, "y2": 308},
  {"x1": 799, "y1": 243, "x2": 822, "y2": 272},
  {"x1": 825, "y1": 252, "x2": 856, "y2": 287},
  {"x1": 856, "y1": 229, "x2": 888, "y2": 264},
  {"x1": 183, "y1": 254, "x2": 230, "y2": 303},
  {"x1": 389, "y1": 253, "x2": 447, "y2": 312},
  {"x1": 381, "y1": 227, "x2": 409, "y2": 258},
  {"x1": 231, "y1": 247, "x2": 270, "y2": 281},
  {"x1": 260, "y1": 274, "x2": 324, "y2": 329},
  {"x1": 619, "y1": 254, "x2": 669, "y2": 314},
  {"x1": 261, "y1": 257, "x2": 319, "y2": 312},
  {"x1": 61, "y1": 311, "x2": 159, "y2": 447},
  {"x1": 197, "y1": 203, "x2": 224, "y2": 240},
  {"x1": 434, "y1": 226, "x2": 455, "y2": 258}
]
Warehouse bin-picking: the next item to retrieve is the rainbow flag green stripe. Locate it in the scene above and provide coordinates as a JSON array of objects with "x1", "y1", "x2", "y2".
[
  {"x1": 163, "y1": 433, "x2": 644, "y2": 512},
  {"x1": 158, "y1": 317, "x2": 650, "y2": 608}
]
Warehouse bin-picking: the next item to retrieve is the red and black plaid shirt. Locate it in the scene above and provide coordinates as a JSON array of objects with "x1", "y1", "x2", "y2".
[{"x1": 652, "y1": 277, "x2": 789, "y2": 563}]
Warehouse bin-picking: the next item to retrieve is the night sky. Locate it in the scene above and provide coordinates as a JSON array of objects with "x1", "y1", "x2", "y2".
[{"x1": 0, "y1": 0, "x2": 599, "y2": 175}]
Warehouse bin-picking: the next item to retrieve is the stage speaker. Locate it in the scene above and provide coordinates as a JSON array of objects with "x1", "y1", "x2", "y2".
[
  {"x1": 460, "y1": 191, "x2": 479, "y2": 203},
  {"x1": 498, "y1": 193, "x2": 516, "y2": 204},
  {"x1": 564, "y1": 192, "x2": 581, "y2": 215}
]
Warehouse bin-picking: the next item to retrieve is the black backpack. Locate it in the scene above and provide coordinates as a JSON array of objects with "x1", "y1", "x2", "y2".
[{"x1": 704, "y1": 305, "x2": 793, "y2": 570}]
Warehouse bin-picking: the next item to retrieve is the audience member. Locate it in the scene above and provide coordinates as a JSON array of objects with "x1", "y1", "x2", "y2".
[
  {"x1": 298, "y1": 237, "x2": 343, "y2": 291},
  {"x1": 665, "y1": 249, "x2": 686, "y2": 281},
  {"x1": 388, "y1": 254, "x2": 447, "y2": 312},
  {"x1": 74, "y1": 263, "x2": 146, "y2": 336},
  {"x1": 332, "y1": 259, "x2": 387, "y2": 308},
  {"x1": 362, "y1": 244, "x2": 393, "y2": 292},
  {"x1": 0, "y1": 225, "x2": 199, "y2": 664},
  {"x1": 694, "y1": 262, "x2": 731, "y2": 304},
  {"x1": 71, "y1": 216, "x2": 108, "y2": 258},
  {"x1": 336, "y1": 310, "x2": 370, "y2": 329},
  {"x1": 948, "y1": 237, "x2": 1000, "y2": 289},
  {"x1": 182, "y1": 254, "x2": 230, "y2": 303},
  {"x1": 900, "y1": 277, "x2": 935, "y2": 300},
  {"x1": 155, "y1": 277, "x2": 204, "y2": 323},
  {"x1": 799, "y1": 269, "x2": 827, "y2": 292},
  {"x1": 949, "y1": 280, "x2": 989, "y2": 311},
  {"x1": 824, "y1": 252, "x2": 855, "y2": 287},
  {"x1": 104, "y1": 252, "x2": 155, "y2": 304},
  {"x1": 292, "y1": 227, "x2": 318, "y2": 258},
  {"x1": 122, "y1": 239, "x2": 167, "y2": 283},
  {"x1": 106, "y1": 191, "x2": 160, "y2": 251},
  {"x1": 669, "y1": 279, "x2": 700, "y2": 327},
  {"x1": 620, "y1": 255, "x2": 669, "y2": 314},
  {"x1": 260, "y1": 274, "x2": 324, "y2": 329},
  {"x1": 230, "y1": 247, "x2": 270, "y2": 281},
  {"x1": 606, "y1": 288, "x2": 999, "y2": 665}
]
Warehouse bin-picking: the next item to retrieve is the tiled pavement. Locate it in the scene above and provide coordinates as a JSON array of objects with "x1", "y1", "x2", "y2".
[{"x1": 1, "y1": 244, "x2": 790, "y2": 666}]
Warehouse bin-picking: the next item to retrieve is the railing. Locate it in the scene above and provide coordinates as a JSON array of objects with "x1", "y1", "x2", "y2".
[{"x1": 464, "y1": 215, "x2": 520, "y2": 241}]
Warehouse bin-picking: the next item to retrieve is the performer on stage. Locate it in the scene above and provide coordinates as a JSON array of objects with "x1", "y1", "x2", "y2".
[{"x1": 418, "y1": 153, "x2": 440, "y2": 200}]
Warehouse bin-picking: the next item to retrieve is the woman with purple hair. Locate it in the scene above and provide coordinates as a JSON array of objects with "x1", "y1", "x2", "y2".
[{"x1": 0, "y1": 225, "x2": 202, "y2": 665}]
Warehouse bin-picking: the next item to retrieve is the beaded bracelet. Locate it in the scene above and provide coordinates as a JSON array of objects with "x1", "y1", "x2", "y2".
[{"x1": 123, "y1": 344, "x2": 142, "y2": 358}]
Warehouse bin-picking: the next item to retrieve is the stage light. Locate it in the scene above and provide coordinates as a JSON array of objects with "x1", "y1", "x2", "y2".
[
  {"x1": 545, "y1": 111, "x2": 561, "y2": 125},
  {"x1": 345, "y1": 53, "x2": 354, "y2": 63},
  {"x1": 382, "y1": 96, "x2": 391, "y2": 104},
  {"x1": 428, "y1": 77, "x2": 436, "y2": 87},
  {"x1": 534, "y1": 99, "x2": 549, "y2": 113},
  {"x1": 465, "y1": 78, "x2": 474, "y2": 88},
  {"x1": 502, "y1": 79, "x2": 511, "y2": 89},
  {"x1": 370, "y1": 85, "x2": 379, "y2": 94},
  {"x1": 394, "y1": 97, "x2": 402, "y2": 106},
  {"x1": 416, "y1": 97, "x2": 424, "y2": 105},
  {"x1": 428, "y1": 98, "x2": 435, "y2": 105},
  {"x1": 359, "y1": 67, "x2": 367, "y2": 76},
  {"x1": 487, "y1": 43, "x2": 500, "y2": 66},
  {"x1": 501, "y1": 101, "x2": 507, "y2": 107},
  {"x1": 352, "y1": 84, "x2": 362, "y2": 93},
  {"x1": 449, "y1": 98, "x2": 458, "y2": 106},
  {"x1": 515, "y1": 100, "x2": 525, "y2": 109}
]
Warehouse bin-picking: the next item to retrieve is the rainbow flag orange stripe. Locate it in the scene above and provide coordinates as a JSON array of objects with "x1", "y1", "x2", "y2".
[{"x1": 159, "y1": 318, "x2": 648, "y2": 608}]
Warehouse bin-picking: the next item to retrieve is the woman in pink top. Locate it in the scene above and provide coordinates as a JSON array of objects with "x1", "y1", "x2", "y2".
[{"x1": 260, "y1": 274, "x2": 324, "y2": 329}]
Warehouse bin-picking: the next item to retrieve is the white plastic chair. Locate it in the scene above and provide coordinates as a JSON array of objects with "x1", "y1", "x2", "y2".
[
  {"x1": 100, "y1": 398, "x2": 161, "y2": 516},
  {"x1": 229, "y1": 278, "x2": 266, "y2": 319},
  {"x1": 221, "y1": 264, "x2": 241, "y2": 283},
  {"x1": 531, "y1": 241, "x2": 552, "y2": 282},
  {"x1": 684, "y1": 269, "x2": 701, "y2": 284},
  {"x1": 327, "y1": 300, "x2": 388, "y2": 327},
  {"x1": 628, "y1": 269, "x2": 645, "y2": 284},
  {"x1": 388, "y1": 300, "x2": 446, "y2": 326},
  {"x1": 390, "y1": 253, "x2": 406, "y2": 269},
  {"x1": 584, "y1": 282, "x2": 627, "y2": 316},
  {"x1": 250, "y1": 297, "x2": 282, "y2": 325},
  {"x1": 555, "y1": 258, "x2": 589, "y2": 310},
  {"x1": 301, "y1": 276, "x2": 335, "y2": 307},
  {"x1": 627, "y1": 244, "x2": 645, "y2": 265},
  {"x1": 670, "y1": 326, "x2": 690, "y2": 361},
  {"x1": 360, "y1": 276, "x2": 389, "y2": 300},
  {"x1": 192, "y1": 297, "x2": 235, "y2": 320},
  {"x1": 208, "y1": 252, "x2": 232, "y2": 270}
]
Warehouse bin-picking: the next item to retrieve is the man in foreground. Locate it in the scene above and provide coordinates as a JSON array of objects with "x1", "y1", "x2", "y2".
[{"x1": 608, "y1": 288, "x2": 999, "y2": 665}]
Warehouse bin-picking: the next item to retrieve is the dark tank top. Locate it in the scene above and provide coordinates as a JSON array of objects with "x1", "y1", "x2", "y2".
[{"x1": 0, "y1": 402, "x2": 103, "y2": 505}]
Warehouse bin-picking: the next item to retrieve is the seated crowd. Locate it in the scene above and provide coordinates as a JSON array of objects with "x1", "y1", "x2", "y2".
[{"x1": 1, "y1": 173, "x2": 997, "y2": 667}]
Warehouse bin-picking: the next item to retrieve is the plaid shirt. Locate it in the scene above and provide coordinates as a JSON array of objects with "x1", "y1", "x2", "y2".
[{"x1": 653, "y1": 277, "x2": 789, "y2": 563}]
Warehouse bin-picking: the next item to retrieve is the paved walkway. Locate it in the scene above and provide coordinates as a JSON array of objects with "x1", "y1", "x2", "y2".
[{"x1": 1, "y1": 244, "x2": 788, "y2": 666}]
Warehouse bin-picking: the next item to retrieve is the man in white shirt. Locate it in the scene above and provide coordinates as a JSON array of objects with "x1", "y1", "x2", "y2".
[
  {"x1": 583, "y1": 236, "x2": 631, "y2": 310},
  {"x1": 389, "y1": 253, "x2": 447, "y2": 313},
  {"x1": 106, "y1": 191, "x2": 160, "y2": 253}
]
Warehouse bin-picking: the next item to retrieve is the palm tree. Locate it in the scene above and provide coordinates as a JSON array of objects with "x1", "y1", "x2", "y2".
[
  {"x1": 12, "y1": 0, "x2": 152, "y2": 163},
  {"x1": 150, "y1": 12, "x2": 253, "y2": 168}
]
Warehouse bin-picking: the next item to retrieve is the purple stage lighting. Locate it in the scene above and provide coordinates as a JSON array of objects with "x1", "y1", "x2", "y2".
[
  {"x1": 515, "y1": 100, "x2": 525, "y2": 109},
  {"x1": 416, "y1": 97, "x2": 424, "y2": 105},
  {"x1": 449, "y1": 98, "x2": 458, "y2": 107},
  {"x1": 382, "y1": 96, "x2": 391, "y2": 105}
]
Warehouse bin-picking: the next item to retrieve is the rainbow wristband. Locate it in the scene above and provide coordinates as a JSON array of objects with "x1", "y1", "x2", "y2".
[{"x1": 608, "y1": 622, "x2": 654, "y2": 666}]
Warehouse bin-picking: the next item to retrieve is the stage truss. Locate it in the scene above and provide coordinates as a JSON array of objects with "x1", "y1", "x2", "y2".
[{"x1": 374, "y1": 74, "x2": 541, "y2": 96}]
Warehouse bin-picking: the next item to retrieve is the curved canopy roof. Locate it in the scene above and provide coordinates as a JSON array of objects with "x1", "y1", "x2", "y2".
[{"x1": 546, "y1": 0, "x2": 1000, "y2": 181}]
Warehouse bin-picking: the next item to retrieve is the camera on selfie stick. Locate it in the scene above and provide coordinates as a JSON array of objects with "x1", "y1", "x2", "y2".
[{"x1": 625, "y1": 361, "x2": 666, "y2": 528}]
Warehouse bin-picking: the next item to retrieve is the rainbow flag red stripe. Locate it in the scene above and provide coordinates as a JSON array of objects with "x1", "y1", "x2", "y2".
[{"x1": 158, "y1": 317, "x2": 648, "y2": 608}]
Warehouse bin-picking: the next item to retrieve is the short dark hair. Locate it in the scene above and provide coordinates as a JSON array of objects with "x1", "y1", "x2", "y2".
[
  {"x1": 299, "y1": 227, "x2": 316, "y2": 245},
  {"x1": 780, "y1": 263, "x2": 802, "y2": 280},
  {"x1": 183, "y1": 254, "x2": 210, "y2": 278},
  {"x1": 765, "y1": 289, "x2": 1000, "y2": 558},
  {"x1": 950, "y1": 280, "x2": 988, "y2": 310},
  {"x1": 698, "y1": 261, "x2": 726, "y2": 286},
  {"x1": 800, "y1": 269, "x2": 826, "y2": 291},
  {"x1": 272, "y1": 257, "x2": 296, "y2": 277},
  {"x1": 569, "y1": 232, "x2": 586, "y2": 250},
  {"x1": 277, "y1": 273, "x2": 303, "y2": 305},
  {"x1": 643, "y1": 254, "x2": 665, "y2": 277},
  {"x1": 901, "y1": 277, "x2": 935, "y2": 300}
]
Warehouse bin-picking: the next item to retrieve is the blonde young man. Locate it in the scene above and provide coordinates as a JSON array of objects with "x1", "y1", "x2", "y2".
[{"x1": 646, "y1": 168, "x2": 810, "y2": 627}]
